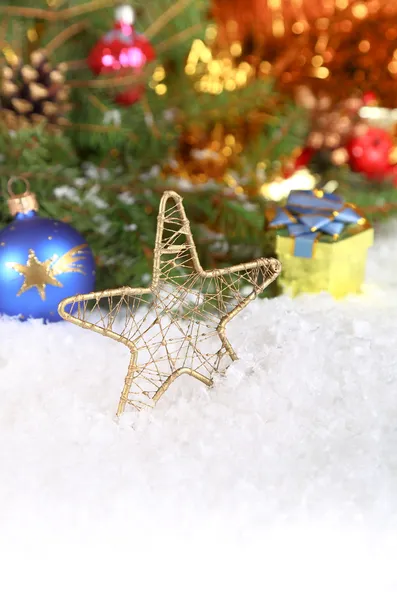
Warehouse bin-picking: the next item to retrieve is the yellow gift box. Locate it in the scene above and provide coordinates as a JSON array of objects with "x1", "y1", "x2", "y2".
[{"x1": 276, "y1": 226, "x2": 374, "y2": 298}]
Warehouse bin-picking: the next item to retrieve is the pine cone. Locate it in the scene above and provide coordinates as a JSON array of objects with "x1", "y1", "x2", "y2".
[{"x1": 0, "y1": 50, "x2": 70, "y2": 131}]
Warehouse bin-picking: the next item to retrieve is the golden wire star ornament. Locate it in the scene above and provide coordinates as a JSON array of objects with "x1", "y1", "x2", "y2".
[
  {"x1": 10, "y1": 245, "x2": 89, "y2": 301},
  {"x1": 58, "y1": 191, "x2": 281, "y2": 416}
]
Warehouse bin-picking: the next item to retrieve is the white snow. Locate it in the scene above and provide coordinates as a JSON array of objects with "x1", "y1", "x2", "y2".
[
  {"x1": 1, "y1": 221, "x2": 397, "y2": 599},
  {"x1": 103, "y1": 109, "x2": 122, "y2": 127},
  {"x1": 53, "y1": 185, "x2": 81, "y2": 204}
]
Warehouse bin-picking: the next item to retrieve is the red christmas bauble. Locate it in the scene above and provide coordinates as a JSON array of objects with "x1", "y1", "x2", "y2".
[
  {"x1": 347, "y1": 127, "x2": 393, "y2": 180},
  {"x1": 87, "y1": 10, "x2": 155, "y2": 106}
]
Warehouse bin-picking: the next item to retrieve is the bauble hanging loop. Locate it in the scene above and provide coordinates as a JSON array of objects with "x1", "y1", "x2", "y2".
[{"x1": 7, "y1": 176, "x2": 39, "y2": 217}]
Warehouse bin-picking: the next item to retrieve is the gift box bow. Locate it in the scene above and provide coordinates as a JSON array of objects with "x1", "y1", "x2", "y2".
[{"x1": 268, "y1": 189, "x2": 368, "y2": 258}]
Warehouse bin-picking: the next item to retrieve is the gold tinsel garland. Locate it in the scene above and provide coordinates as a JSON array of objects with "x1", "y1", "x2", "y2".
[{"x1": 211, "y1": 0, "x2": 397, "y2": 107}]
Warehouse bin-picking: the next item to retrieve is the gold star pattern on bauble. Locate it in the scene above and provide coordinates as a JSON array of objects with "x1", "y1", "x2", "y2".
[
  {"x1": 58, "y1": 191, "x2": 281, "y2": 416},
  {"x1": 11, "y1": 249, "x2": 62, "y2": 300},
  {"x1": 10, "y1": 245, "x2": 89, "y2": 301}
]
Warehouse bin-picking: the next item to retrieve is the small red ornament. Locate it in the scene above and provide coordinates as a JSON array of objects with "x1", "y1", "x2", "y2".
[
  {"x1": 362, "y1": 91, "x2": 378, "y2": 107},
  {"x1": 282, "y1": 147, "x2": 314, "y2": 178},
  {"x1": 347, "y1": 127, "x2": 394, "y2": 180},
  {"x1": 87, "y1": 4, "x2": 155, "y2": 106}
]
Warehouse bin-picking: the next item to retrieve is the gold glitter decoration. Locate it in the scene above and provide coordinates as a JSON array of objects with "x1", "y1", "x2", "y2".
[
  {"x1": 149, "y1": 64, "x2": 168, "y2": 96},
  {"x1": 58, "y1": 191, "x2": 281, "y2": 416},
  {"x1": 164, "y1": 121, "x2": 245, "y2": 184},
  {"x1": 185, "y1": 26, "x2": 254, "y2": 94},
  {"x1": 9, "y1": 245, "x2": 89, "y2": 301},
  {"x1": 51, "y1": 245, "x2": 90, "y2": 277}
]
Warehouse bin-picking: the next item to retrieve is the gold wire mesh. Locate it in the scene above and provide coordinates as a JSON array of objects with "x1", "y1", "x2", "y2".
[{"x1": 58, "y1": 191, "x2": 281, "y2": 416}]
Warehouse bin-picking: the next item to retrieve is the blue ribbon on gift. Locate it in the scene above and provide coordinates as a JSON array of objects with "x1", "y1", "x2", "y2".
[{"x1": 268, "y1": 189, "x2": 366, "y2": 258}]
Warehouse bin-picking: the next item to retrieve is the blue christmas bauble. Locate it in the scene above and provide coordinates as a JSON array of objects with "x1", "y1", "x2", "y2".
[{"x1": 0, "y1": 210, "x2": 96, "y2": 323}]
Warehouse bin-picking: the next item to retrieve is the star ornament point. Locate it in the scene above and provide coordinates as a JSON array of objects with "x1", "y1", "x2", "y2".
[{"x1": 58, "y1": 191, "x2": 281, "y2": 416}]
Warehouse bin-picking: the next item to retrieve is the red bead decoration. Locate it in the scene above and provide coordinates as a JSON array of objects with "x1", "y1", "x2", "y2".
[
  {"x1": 282, "y1": 147, "x2": 314, "y2": 178},
  {"x1": 87, "y1": 5, "x2": 155, "y2": 106},
  {"x1": 347, "y1": 127, "x2": 394, "y2": 180},
  {"x1": 362, "y1": 91, "x2": 378, "y2": 107}
]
